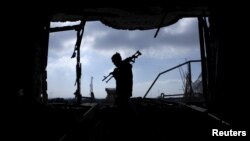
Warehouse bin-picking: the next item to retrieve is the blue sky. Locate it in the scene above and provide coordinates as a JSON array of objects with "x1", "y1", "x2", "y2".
[{"x1": 47, "y1": 18, "x2": 201, "y2": 99}]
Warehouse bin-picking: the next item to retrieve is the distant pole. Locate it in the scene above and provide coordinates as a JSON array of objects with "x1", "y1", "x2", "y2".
[
  {"x1": 90, "y1": 76, "x2": 93, "y2": 94},
  {"x1": 90, "y1": 76, "x2": 95, "y2": 102}
]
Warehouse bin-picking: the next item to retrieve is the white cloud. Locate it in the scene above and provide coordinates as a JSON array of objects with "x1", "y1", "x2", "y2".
[
  {"x1": 48, "y1": 56, "x2": 75, "y2": 72},
  {"x1": 50, "y1": 21, "x2": 81, "y2": 28},
  {"x1": 162, "y1": 18, "x2": 197, "y2": 35},
  {"x1": 141, "y1": 45, "x2": 194, "y2": 60}
]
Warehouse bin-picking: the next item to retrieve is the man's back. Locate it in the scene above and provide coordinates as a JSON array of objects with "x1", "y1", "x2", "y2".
[
  {"x1": 111, "y1": 52, "x2": 133, "y2": 107},
  {"x1": 116, "y1": 61, "x2": 133, "y2": 97}
]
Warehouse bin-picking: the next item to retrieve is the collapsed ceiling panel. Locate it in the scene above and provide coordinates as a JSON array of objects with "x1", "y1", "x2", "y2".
[{"x1": 51, "y1": 7, "x2": 210, "y2": 30}]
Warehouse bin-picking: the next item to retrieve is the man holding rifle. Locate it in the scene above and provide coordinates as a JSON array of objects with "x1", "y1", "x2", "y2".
[{"x1": 111, "y1": 52, "x2": 133, "y2": 109}]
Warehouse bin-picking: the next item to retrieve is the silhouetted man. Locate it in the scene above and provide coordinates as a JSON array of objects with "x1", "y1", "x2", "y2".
[{"x1": 111, "y1": 52, "x2": 133, "y2": 109}]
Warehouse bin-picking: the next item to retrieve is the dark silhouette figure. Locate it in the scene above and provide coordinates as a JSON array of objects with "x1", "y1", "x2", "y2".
[{"x1": 111, "y1": 52, "x2": 133, "y2": 109}]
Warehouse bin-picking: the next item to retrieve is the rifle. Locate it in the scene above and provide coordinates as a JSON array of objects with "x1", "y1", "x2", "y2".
[
  {"x1": 102, "y1": 50, "x2": 142, "y2": 83},
  {"x1": 123, "y1": 50, "x2": 142, "y2": 63},
  {"x1": 102, "y1": 72, "x2": 114, "y2": 83}
]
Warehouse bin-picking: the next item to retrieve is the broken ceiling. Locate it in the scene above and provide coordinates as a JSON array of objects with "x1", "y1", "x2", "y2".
[{"x1": 50, "y1": 7, "x2": 210, "y2": 30}]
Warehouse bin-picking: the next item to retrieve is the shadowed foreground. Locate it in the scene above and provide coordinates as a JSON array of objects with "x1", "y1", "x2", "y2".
[{"x1": 9, "y1": 98, "x2": 230, "y2": 140}]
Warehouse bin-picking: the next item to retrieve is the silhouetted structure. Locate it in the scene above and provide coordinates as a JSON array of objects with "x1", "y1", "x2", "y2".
[
  {"x1": 72, "y1": 21, "x2": 85, "y2": 104},
  {"x1": 8, "y1": 6, "x2": 248, "y2": 140}
]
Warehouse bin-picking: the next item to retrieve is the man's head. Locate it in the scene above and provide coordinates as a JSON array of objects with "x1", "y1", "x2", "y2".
[{"x1": 112, "y1": 52, "x2": 122, "y2": 67}]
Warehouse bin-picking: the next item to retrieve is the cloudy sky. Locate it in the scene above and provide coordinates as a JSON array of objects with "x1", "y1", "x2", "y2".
[{"x1": 47, "y1": 18, "x2": 201, "y2": 99}]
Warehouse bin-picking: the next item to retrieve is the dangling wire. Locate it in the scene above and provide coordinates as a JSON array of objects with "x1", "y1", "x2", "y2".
[{"x1": 71, "y1": 20, "x2": 86, "y2": 104}]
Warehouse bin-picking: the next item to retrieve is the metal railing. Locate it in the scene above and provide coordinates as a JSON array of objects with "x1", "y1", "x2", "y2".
[{"x1": 143, "y1": 60, "x2": 201, "y2": 98}]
